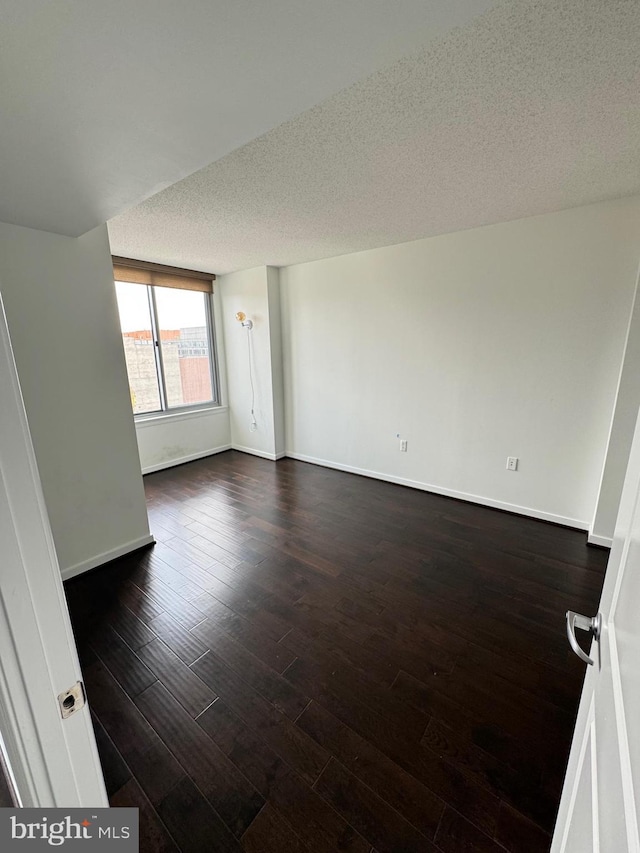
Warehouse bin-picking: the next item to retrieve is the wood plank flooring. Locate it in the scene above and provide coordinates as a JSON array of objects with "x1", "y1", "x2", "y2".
[
  {"x1": 0, "y1": 765, "x2": 14, "y2": 808},
  {"x1": 64, "y1": 451, "x2": 608, "y2": 853}
]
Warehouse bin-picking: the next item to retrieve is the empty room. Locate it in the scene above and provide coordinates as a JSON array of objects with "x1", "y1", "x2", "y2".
[{"x1": 1, "y1": 2, "x2": 639, "y2": 852}]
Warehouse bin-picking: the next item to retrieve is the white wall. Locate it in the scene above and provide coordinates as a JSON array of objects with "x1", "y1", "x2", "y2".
[
  {"x1": 219, "y1": 266, "x2": 285, "y2": 459},
  {"x1": 135, "y1": 407, "x2": 231, "y2": 474},
  {"x1": 0, "y1": 222, "x2": 152, "y2": 579},
  {"x1": 133, "y1": 287, "x2": 232, "y2": 473},
  {"x1": 280, "y1": 197, "x2": 640, "y2": 529}
]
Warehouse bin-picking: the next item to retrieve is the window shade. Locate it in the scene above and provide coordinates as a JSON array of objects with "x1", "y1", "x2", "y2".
[{"x1": 112, "y1": 256, "x2": 215, "y2": 294}]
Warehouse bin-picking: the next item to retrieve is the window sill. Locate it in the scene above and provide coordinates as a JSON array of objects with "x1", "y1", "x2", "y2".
[{"x1": 134, "y1": 405, "x2": 229, "y2": 429}]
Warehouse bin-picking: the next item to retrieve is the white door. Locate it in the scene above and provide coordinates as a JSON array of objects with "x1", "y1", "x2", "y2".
[
  {"x1": 552, "y1": 410, "x2": 640, "y2": 851},
  {"x1": 0, "y1": 294, "x2": 108, "y2": 808}
]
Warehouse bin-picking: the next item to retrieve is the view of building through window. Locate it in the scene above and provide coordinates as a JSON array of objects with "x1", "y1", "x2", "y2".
[{"x1": 115, "y1": 281, "x2": 215, "y2": 415}]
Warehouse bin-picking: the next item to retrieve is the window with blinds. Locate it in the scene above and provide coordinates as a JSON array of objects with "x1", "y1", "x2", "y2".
[{"x1": 112, "y1": 258, "x2": 219, "y2": 416}]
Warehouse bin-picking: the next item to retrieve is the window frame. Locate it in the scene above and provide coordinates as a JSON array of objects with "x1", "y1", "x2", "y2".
[{"x1": 114, "y1": 264, "x2": 220, "y2": 419}]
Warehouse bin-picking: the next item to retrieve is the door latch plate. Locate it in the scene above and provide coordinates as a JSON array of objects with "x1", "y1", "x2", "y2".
[{"x1": 57, "y1": 681, "x2": 85, "y2": 719}]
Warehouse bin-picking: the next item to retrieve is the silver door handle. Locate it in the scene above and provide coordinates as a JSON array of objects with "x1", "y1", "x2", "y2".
[{"x1": 566, "y1": 611, "x2": 601, "y2": 666}]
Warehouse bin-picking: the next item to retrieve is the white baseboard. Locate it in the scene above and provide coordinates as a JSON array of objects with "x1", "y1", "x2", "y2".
[
  {"x1": 141, "y1": 444, "x2": 232, "y2": 474},
  {"x1": 587, "y1": 533, "x2": 613, "y2": 548},
  {"x1": 285, "y1": 451, "x2": 589, "y2": 531},
  {"x1": 61, "y1": 534, "x2": 156, "y2": 581},
  {"x1": 232, "y1": 445, "x2": 286, "y2": 461}
]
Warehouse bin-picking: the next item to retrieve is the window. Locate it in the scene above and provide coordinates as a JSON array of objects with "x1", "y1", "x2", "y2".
[{"x1": 113, "y1": 258, "x2": 218, "y2": 416}]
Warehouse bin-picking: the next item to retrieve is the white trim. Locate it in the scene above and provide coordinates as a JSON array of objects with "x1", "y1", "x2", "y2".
[
  {"x1": 135, "y1": 404, "x2": 228, "y2": 429},
  {"x1": 61, "y1": 534, "x2": 155, "y2": 581},
  {"x1": 589, "y1": 260, "x2": 640, "y2": 545},
  {"x1": 609, "y1": 626, "x2": 640, "y2": 851},
  {"x1": 556, "y1": 696, "x2": 595, "y2": 853},
  {"x1": 141, "y1": 444, "x2": 232, "y2": 475},
  {"x1": 591, "y1": 717, "x2": 599, "y2": 853},
  {"x1": 233, "y1": 445, "x2": 286, "y2": 461},
  {"x1": 0, "y1": 594, "x2": 47, "y2": 807},
  {"x1": 587, "y1": 533, "x2": 613, "y2": 549},
  {"x1": 285, "y1": 451, "x2": 588, "y2": 530}
]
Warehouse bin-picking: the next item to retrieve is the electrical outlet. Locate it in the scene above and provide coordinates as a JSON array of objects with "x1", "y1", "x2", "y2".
[
  {"x1": 506, "y1": 456, "x2": 518, "y2": 471},
  {"x1": 400, "y1": 439, "x2": 408, "y2": 452}
]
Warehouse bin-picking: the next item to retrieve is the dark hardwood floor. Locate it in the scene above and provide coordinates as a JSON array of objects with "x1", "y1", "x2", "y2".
[
  {"x1": 0, "y1": 762, "x2": 15, "y2": 808},
  {"x1": 64, "y1": 451, "x2": 608, "y2": 853}
]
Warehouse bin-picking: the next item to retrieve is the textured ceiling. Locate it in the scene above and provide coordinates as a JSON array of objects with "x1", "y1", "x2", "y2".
[
  {"x1": 0, "y1": 0, "x2": 493, "y2": 236},
  {"x1": 109, "y1": 0, "x2": 640, "y2": 275}
]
